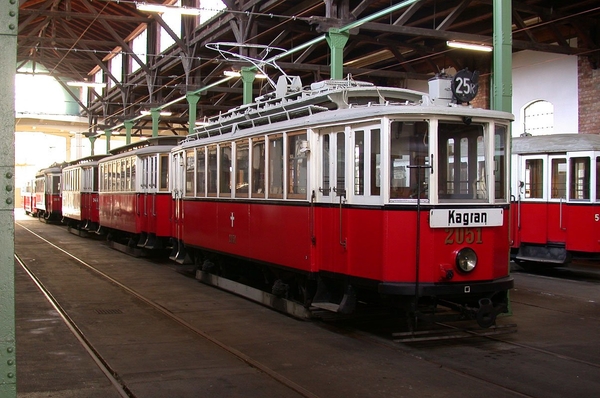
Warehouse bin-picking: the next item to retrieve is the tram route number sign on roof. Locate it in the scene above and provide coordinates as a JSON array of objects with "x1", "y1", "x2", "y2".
[
  {"x1": 429, "y1": 208, "x2": 503, "y2": 228},
  {"x1": 451, "y1": 69, "x2": 479, "y2": 103}
]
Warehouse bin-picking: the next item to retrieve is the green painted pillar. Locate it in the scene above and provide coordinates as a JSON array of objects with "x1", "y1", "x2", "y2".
[
  {"x1": 186, "y1": 93, "x2": 200, "y2": 135},
  {"x1": 124, "y1": 120, "x2": 134, "y2": 145},
  {"x1": 326, "y1": 28, "x2": 349, "y2": 80},
  {"x1": 104, "y1": 130, "x2": 112, "y2": 155},
  {"x1": 0, "y1": 1, "x2": 18, "y2": 396},
  {"x1": 240, "y1": 67, "x2": 256, "y2": 105},
  {"x1": 492, "y1": 0, "x2": 512, "y2": 113},
  {"x1": 88, "y1": 136, "x2": 97, "y2": 156},
  {"x1": 150, "y1": 108, "x2": 160, "y2": 138}
]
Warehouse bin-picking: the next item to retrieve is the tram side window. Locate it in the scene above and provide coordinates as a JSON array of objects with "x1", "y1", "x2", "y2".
[
  {"x1": 157, "y1": 155, "x2": 166, "y2": 191},
  {"x1": 196, "y1": 148, "x2": 205, "y2": 196},
  {"x1": 132, "y1": 158, "x2": 137, "y2": 191},
  {"x1": 570, "y1": 157, "x2": 590, "y2": 200},
  {"x1": 597, "y1": 157, "x2": 600, "y2": 201},
  {"x1": 251, "y1": 137, "x2": 265, "y2": 198},
  {"x1": 288, "y1": 133, "x2": 308, "y2": 198},
  {"x1": 525, "y1": 159, "x2": 544, "y2": 198},
  {"x1": 322, "y1": 135, "x2": 330, "y2": 194},
  {"x1": 236, "y1": 140, "x2": 249, "y2": 197},
  {"x1": 336, "y1": 132, "x2": 345, "y2": 196},
  {"x1": 494, "y1": 126, "x2": 507, "y2": 200},
  {"x1": 371, "y1": 129, "x2": 381, "y2": 196},
  {"x1": 269, "y1": 135, "x2": 284, "y2": 198},
  {"x1": 390, "y1": 121, "x2": 429, "y2": 200},
  {"x1": 186, "y1": 149, "x2": 195, "y2": 196},
  {"x1": 551, "y1": 158, "x2": 566, "y2": 199},
  {"x1": 354, "y1": 131, "x2": 365, "y2": 195},
  {"x1": 207, "y1": 146, "x2": 218, "y2": 196},
  {"x1": 220, "y1": 144, "x2": 232, "y2": 196}
]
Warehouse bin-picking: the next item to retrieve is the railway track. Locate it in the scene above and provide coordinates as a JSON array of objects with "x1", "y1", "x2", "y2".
[
  {"x1": 15, "y1": 220, "x2": 600, "y2": 398},
  {"x1": 16, "y1": 222, "x2": 318, "y2": 398}
]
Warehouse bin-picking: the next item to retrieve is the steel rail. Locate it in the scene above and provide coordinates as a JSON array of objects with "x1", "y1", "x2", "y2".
[{"x1": 16, "y1": 222, "x2": 320, "y2": 398}]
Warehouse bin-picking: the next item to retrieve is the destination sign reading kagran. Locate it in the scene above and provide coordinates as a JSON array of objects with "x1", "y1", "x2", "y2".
[{"x1": 429, "y1": 208, "x2": 503, "y2": 228}]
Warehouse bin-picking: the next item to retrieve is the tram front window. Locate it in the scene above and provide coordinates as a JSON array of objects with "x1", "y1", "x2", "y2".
[
  {"x1": 390, "y1": 121, "x2": 429, "y2": 200},
  {"x1": 438, "y1": 122, "x2": 487, "y2": 202}
]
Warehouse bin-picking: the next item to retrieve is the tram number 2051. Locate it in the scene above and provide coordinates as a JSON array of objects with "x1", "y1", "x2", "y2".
[{"x1": 444, "y1": 228, "x2": 483, "y2": 245}]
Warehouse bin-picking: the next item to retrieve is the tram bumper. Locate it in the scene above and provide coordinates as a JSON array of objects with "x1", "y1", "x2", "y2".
[{"x1": 378, "y1": 276, "x2": 514, "y2": 328}]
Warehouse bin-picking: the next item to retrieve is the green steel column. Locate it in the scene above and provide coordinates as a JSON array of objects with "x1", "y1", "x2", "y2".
[
  {"x1": 0, "y1": 1, "x2": 18, "y2": 396},
  {"x1": 104, "y1": 130, "x2": 112, "y2": 155},
  {"x1": 240, "y1": 67, "x2": 256, "y2": 105},
  {"x1": 492, "y1": 0, "x2": 512, "y2": 113},
  {"x1": 186, "y1": 93, "x2": 200, "y2": 135},
  {"x1": 124, "y1": 120, "x2": 134, "y2": 145},
  {"x1": 151, "y1": 108, "x2": 160, "y2": 138},
  {"x1": 89, "y1": 136, "x2": 97, "y2": 156},
  {"x1": 326, "y1": 29, "x2": 349, "y2": 80}
]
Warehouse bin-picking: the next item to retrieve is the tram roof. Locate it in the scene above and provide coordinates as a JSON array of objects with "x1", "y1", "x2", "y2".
[{"x1": 512, "y1": 133, "x2": 600, "y2": 155}]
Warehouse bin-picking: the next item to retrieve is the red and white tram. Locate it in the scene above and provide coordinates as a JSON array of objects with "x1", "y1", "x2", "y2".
[
  {"x1": 21, "y1": 179, "x2": 35, "y2": 216},
  {"x1": 34, "y1": 163, "x2": 64, "y2": 222},
  {"x1": 98, "y1": 137, "x2": 183, "y2": 248},
  {"x1": 511, "y1": 133, "x2": 600, "y2": 266},
  {"x1": 171, "y1": 74, "x2": 514, "y2": 327},
  {"x1": 61, "y1": 155, "x2": 107, "y2": 231}
]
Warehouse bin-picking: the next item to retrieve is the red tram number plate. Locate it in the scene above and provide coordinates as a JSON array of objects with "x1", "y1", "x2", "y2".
[{"x1": 444, "y1": 228, "x2": 483, "y2": 245}]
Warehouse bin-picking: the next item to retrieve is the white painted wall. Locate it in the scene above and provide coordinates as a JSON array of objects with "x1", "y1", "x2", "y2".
[{"x1": 512, "y1": 51, "x2": 578, "y2": 136}]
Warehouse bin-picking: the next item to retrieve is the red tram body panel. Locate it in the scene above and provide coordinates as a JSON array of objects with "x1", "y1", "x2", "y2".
[
  {"x1": 170, "y1": 74, "x2": 515, "y2": 326},
  {"x1": 511, "y1": 134, "x2": 600, "y2": 265}
]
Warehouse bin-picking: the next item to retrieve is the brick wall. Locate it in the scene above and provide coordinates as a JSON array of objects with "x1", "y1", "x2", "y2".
[{"x1": 578, "y1": 56, "x2": 600, "y2": 134}]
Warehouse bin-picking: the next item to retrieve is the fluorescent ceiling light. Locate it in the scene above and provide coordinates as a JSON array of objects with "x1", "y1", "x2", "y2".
[
  {"x1": 224, "y1": 70, "x2": 268, "y2": 79},
  {"x1": 67, "y1": 81, "x2": 106, "y2": 88},
  {"x1": 141, "y1": 110, "x2": 172, "y2": 116},
  {"x1": 447, "y1": 41, "x2": 493, "y2": 52},
  {"x1": 136, "y1": 3, "x2": 201, "y2": 16}
]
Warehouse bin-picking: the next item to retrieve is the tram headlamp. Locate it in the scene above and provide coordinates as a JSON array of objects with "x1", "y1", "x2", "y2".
[{"x1": 456, "y1": 248, "x2": 477, "y2": 272}]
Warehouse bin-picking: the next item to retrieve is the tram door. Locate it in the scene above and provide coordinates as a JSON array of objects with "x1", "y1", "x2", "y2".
[
  {"x1": 316, "y1": 128, "x2": 348, "y2": 275},
  {"x1": 171, "y1": 152, "x2": 186, "y2": 257}
]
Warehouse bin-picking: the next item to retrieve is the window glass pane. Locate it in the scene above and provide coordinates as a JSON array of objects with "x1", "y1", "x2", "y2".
[
  {"x1": 597, "y1": 157, "x2": 600, "y2": 201},
  {"x1": 438, "y1": 122, "x2": 486, "y2": 201},
  {"x1": 207, "y1": 146, "x2": 218, "y2": 195},
  {"x1": 570, "y1": 157, "x2": 590, "y2": 200},
  {"x1": 336, "y1": 132, "x2": 345, "y2": 195},
  {"x1": 159, "y1": 155, "x2": 168, "y2": 191},
  {"x1": 371, "y1": 129, "x2": 381, "y2": 196},
  {"x1": 322, "y1": 135, "x2": 330, "y2": 193},
  {"x1": 196, "y1": 148, "x2": 205, "y2": 196},
  {"x1": 288, "y1": 133, "x2": 308, "y2": 197},
  {"x1": 220, "y1": 145, "x2": 232, "y2": 196},
  {"x1": 354, "y1": 131, "x2": 364, "y2": 195},
  {"x1": 525, "y1": 159, "x2": 544, "y2": 198},
  {"x1": 494, "y1": 126, "x2": 506, "y2": 200},
  {"x1": 236, "y1": 141, "x2": 249, "y2": 196},
  {"x1": 185, "y1": 149, "x2": 195, "y2": 196},
  {"x1": 269, "y1": 135, "x2": 283, "y2": 197},
  {"x1": 551, "y1": 158, "x2": 566, "y2": 199},
  {"x1": 251, "y1": 138, "x2": 265, "y2": 197},
  {"x1": 390, "y1": 121, "x2": 429, "y2": 199}
]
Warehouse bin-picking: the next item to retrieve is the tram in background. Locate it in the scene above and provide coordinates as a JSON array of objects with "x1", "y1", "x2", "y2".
[
  {"x1": 34, "y1": 163, "x2": 64, "y2": 222},
  {"x1": 511, "y1": 133, "x2": 600, "y2": 267},
  {"x1": 22, "y1": 179, "x2": 35, "y2": 216},
  {"x1": 61, "y1": 155, "x2": 107, "y2": 232},
  {"x1": 97, "y1": 137, "x2": 184, "y2": 249}
]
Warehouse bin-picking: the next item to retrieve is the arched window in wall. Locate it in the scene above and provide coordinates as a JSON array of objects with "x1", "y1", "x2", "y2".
[{"x1": 523, "y1": 100, "x2": 554, "y2": 135}]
